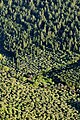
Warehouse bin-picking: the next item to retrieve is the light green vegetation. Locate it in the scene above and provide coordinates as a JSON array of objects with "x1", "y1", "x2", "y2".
[{"x1": 0, "y1": 54, "x2": 80, "y2": 120}]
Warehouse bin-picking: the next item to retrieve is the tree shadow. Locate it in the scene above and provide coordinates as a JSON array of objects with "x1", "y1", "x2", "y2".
[
  {"x1": 62, "y1": 60, "x2": 80, "y2": 70},
  {"x1": 42, "y1": 59, "x2": 80, "y2": 85},
  {"x1": 67, "y1": 99, "x2": 80, "y2": 112},
  {"x1": 0, "y1": 31, "x2": 15, "y2": 62},
  {"x1": 42, "y1": 67, "x2": 67, "y2": 85}
]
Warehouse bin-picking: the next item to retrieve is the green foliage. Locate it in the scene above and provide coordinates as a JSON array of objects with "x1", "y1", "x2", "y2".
[
  {"x1": 0, "y1": 68, "x2": 80, "y2": 119},
  {"x1": 0, "y1": 56, "x2": 80, "y2": 120},
  {"x1": 0, "y1": 54, "x2": 3, "y2": 60},
  {"x1": 0, "y1": 0, "x2": 79, "y2": 76},
  {"x1": 0, "y1": 0, "x2": 80, "y2": 119}
]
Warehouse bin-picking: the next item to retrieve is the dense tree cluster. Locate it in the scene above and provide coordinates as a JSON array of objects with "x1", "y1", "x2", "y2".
[
  {"x1": 0, "y1": 0, "x2": 80, "y2": 119},
  {"x1": 0, "y1": 0, "x2": 80, "y2": 75},
  {"x1": 0, "y1": 56, "x2": 80, "y2": 120}
]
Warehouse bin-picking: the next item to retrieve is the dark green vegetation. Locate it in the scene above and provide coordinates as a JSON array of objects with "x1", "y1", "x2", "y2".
[{"x1": 0, "y1": 0, "x2": 80, "y2": 119}]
